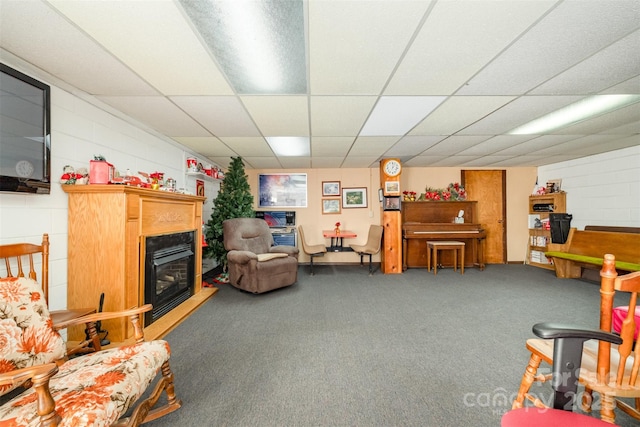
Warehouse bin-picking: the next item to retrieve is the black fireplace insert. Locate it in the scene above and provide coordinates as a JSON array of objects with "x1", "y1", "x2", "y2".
[{"x1": 144, "y1": 231, "x2": 195, "y2": 326}]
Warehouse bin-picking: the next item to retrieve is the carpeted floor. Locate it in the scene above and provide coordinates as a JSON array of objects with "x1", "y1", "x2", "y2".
[{"x1": 147, "y1": 264, "x2": 637, "y2": 426}]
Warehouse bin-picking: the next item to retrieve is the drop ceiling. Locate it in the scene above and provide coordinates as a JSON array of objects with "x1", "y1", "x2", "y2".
[{"x1": 1, "y1": 0, "x2": 638, "y2": 170}]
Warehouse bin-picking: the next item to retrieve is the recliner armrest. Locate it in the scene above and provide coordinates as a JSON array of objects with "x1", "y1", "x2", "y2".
[
  {"x1": 227, "y1": 250, "x2": 258, "y2": 265},
  {"x1": 269, "y1": 246, "x2": 299, "y2": 257}
]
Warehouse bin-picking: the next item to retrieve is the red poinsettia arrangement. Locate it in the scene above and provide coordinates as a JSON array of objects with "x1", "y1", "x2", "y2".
[
  {"x1": 149, "y1": 172, "x2": 164, "y2": 183},
  {"x1": 423, "y1": 183, "x2": 466, "y2": 201}
]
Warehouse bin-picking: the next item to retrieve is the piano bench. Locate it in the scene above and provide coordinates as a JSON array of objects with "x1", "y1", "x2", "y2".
[{"x1": 427, "y1": 241, "x2": 465, "y2": 275}]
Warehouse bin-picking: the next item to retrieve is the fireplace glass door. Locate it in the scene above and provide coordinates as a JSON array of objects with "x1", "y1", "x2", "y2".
[{"x1": 144, "y1": 231, "x2": 195, "y2": 326}]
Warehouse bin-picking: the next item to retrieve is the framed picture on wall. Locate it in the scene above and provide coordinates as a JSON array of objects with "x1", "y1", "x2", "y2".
[
  {"x1": 322, "y1": 181, "x2": 341, "y2": 196},
  {"x1": 384, "y1": 181, "x2": 400, "y2": 195},
  {"x1": 383, "y1": 196, "x2": 401, "y2": 211},
  {"x1": 258, "y1": 173, "x2": 308, "y2": 208},
  {"x1": 342, "y1": 187, "x2": 368, "y2": 209},
  {"x1": 322, "y1": 198, "x2": 341, "y2": 214},
  {"x1": 196, "y1": 179, "x2": 204, "y2": 197}
]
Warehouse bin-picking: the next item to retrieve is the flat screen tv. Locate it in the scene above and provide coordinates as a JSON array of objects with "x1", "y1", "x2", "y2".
[{"x1": 0, "y1": 63, "x2": 51, "y2": 194}]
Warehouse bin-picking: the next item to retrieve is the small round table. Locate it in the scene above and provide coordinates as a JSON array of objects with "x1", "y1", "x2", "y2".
[{"x1": 427, "y1": 241, "x2": 465, "y2": 275}]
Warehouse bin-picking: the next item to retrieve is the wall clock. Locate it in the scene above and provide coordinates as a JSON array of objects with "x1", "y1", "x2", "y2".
[
  {"x1": 382, "y1": 159, "x2": 402, "y2": 177},
  {"x1": 380, "y1": 158, "x2": 402, "y2": 196},
  {"x1": 15, "y1": 160, "x2": 35, "y2": 178}
]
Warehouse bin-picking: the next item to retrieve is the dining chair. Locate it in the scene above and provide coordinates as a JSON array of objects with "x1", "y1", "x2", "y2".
[
  {"x1": 297, "y1": 225, "x2": 326, "y2": 276},
  {"x1": 350, "y1": 224, "x2": 383, "y2": 275}
]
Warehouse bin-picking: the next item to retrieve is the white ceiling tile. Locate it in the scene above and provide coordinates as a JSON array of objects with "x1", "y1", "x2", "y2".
[
  {"x1": 47, "y1": 0, "x2": 233, "y2": 95},
  {"x1": 457, "y1": 135, "x2": 536, "y2": 156},
  {"x1": 242, "y1": 157, "x2": 282, "y2": 169},
  {"x1": 460, "y1": 96, "x2": 583, "y2": 135},
  {"x1": 431, "y1": 156, "x2": 478, "y2": 167},
  {"x1": 598, "y1": 121, "x2": 640, "y2": 135},
  {"x1": 360, "y1": 97, "x2": 446, "y2": 136},
  {"x1": 310, "y1": 96, "x2": 377, "y2": 136},
  {"x1": 341, "y1": 156, "x2": 381, "y2": 168},
  {"x1": 311, "y1": 137, "x2": 354, "y2": 157},
  {"x1": 171, "y1": 96, "x2": 260, "y2": 137},
  {"x1": 458, "y1": 0, "x2": 640, "y2": 95},
  {"x1": 494, "y1": 135, "x2": 578, "y2": 155},
  {"x1": 309, "y1": 0, "x2": 430, "y2": 95},
  {"x1": 602, "y1": 75, "x2": 640, "y2": 94},
  {"x1": 553, "y1": 102, "x2": 640, "y2": 135},
  {"x1": 0, "y1": 1, "x2": 159, "y2": 96},
  {"x1": 96, "y1": 96, "x2": 210, "y2": 136},
  {"x1": 535, "y1": 134, "x2": 623, "y2": 155},
  {"x1": 278, "y1": 157, "x2": 311, "y2": 169},
  {"x1": 574, "y1": 136, "x2": 640, "y2": 157},
  {"x1": 410, "y1": 96, "x2": 515, "y2": 135},
  {"x1": 384, "y1": 136, "x2": 445, "y2": 157},
  {"x1": 172, "y1": 137, "x2": 237, "y2": 157},
  {"x1": 241, "y1": 96, "x2": 309, "y2": 136},
  {"x1": 404, "y1": 156, "x2": 449, "y2": 167},
  {"x1": 219, "y1": 137, "x2": 273, "y2": 157},
  {"x1": 464, "y1": 156, "x2": 519, "y2": 167},
  {"x1": 491, "y1": 155, "x2": 553, "y2": 167},
  {"x1": 531, "y1": 30, "x2": 640, "y2": 95},
  {"x1": 349, "y1": 137, "x2": 399, "y2": 157},
  {"x1": 386, "y1": 0, "x2": 558, "y2": 95},
  {"x1": 421, "y1": 136, "x2": 490, "y2": 156},
  {"x1": 310, "y1": 157, "x2": 346, "y2": 168}
]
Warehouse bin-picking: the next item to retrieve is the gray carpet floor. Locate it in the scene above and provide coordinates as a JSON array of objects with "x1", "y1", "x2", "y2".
[{"x1": 146, "y1": 264, "x2": 638, "y2": 426}]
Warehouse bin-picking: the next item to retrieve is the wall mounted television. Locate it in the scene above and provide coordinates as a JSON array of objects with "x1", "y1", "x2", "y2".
[{"x1": 0, "y1": 63, "x2": 51, "y2": 194}]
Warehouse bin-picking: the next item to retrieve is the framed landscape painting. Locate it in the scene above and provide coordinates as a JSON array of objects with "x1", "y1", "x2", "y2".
[
  {"x1": 322, "y1": 198, "x2": 341, "y2": 214},
  {"x1": 342, "y1": 187, "x2": 367, "y2": 209},
  {"x1": 322, "y1": 181, "x2": 341, "y2": 196}
]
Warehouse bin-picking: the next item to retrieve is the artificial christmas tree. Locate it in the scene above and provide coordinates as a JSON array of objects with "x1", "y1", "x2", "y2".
[{"x1": 204, "y1": 157, "x2": 254, "y2": 275}]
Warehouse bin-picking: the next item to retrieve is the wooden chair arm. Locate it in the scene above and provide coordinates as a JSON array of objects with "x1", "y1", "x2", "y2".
[
  {"x1": 0, "y1": 363, "x2": 61, "y2": 425},
  {"x1": 0, "y1": 363, "x2": 58, "y2": 388},
  {"x1": 53, "y1": 304, "x2": 153, "y2": 330}
]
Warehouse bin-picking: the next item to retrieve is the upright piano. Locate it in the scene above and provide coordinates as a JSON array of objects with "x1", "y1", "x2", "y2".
[{"x1": 402, "y1": 201, "x2": 486, "y2": 271}]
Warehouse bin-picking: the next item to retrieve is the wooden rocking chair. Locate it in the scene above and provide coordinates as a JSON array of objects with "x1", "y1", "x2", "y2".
[
  {"x1": 0, "y1": 233, "x2": 101, "y2": 357},
  {"x1": 511, "y1": 254, "x2": 640, "y2": 423},
  {"x1": 0, "y1": 276, "x2": 182, "y2": 426}
]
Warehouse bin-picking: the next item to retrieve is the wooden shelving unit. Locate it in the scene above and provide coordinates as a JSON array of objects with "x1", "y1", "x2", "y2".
[{"x1": 526, "y1": 192, "x2": 567, "y2": 269}]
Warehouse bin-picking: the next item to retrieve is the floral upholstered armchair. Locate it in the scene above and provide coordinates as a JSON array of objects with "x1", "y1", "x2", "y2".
[{"x1": 0, "y1": 276, "x2": 181, "y2": 426}]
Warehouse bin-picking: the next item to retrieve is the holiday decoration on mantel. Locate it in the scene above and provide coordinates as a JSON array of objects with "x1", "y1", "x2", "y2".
[
  {"x1": 402, "y1": 191, "x2": 417, "y2": 201},
  {"x1": 60, "y1": 165, "x2": 88, "y2": 185},
  {"x1": 418, "y1": 182, "x2": 467, "y2": 201}
]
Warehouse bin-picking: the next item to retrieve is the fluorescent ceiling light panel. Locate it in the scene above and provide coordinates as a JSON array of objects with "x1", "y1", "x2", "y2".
[
  {"x1": 360, "y1": 96, "x2": 446, "y2": 136},
  {"x1": 266, "y1": 136, "x2": 310, "y2": 156},
  {"x1": 179, "y1": 0, "x2": 307, "y2": 94},
  {"x1": 510, "y1": 94, "x2": 640, "y2": 135}
]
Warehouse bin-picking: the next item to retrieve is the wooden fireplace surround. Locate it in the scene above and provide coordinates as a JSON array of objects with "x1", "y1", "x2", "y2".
[{"x1": 63, "y1": 185, "x2": 209, "y2": 342}]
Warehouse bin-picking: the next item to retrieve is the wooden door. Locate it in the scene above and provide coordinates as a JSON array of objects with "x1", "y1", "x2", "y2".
[{"x1": 462, "y1": 170, "x2": 506, "y2": 264}]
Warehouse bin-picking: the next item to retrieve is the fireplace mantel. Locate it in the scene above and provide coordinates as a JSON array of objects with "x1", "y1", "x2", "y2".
[{"x1": 63, "y1": 185, "x2": 209, "y2": 342}]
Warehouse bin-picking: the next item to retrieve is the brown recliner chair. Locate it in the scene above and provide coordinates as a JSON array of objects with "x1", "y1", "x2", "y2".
[{"x1": 223, "y1": 218, "x2": 299, "y2": 293}]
